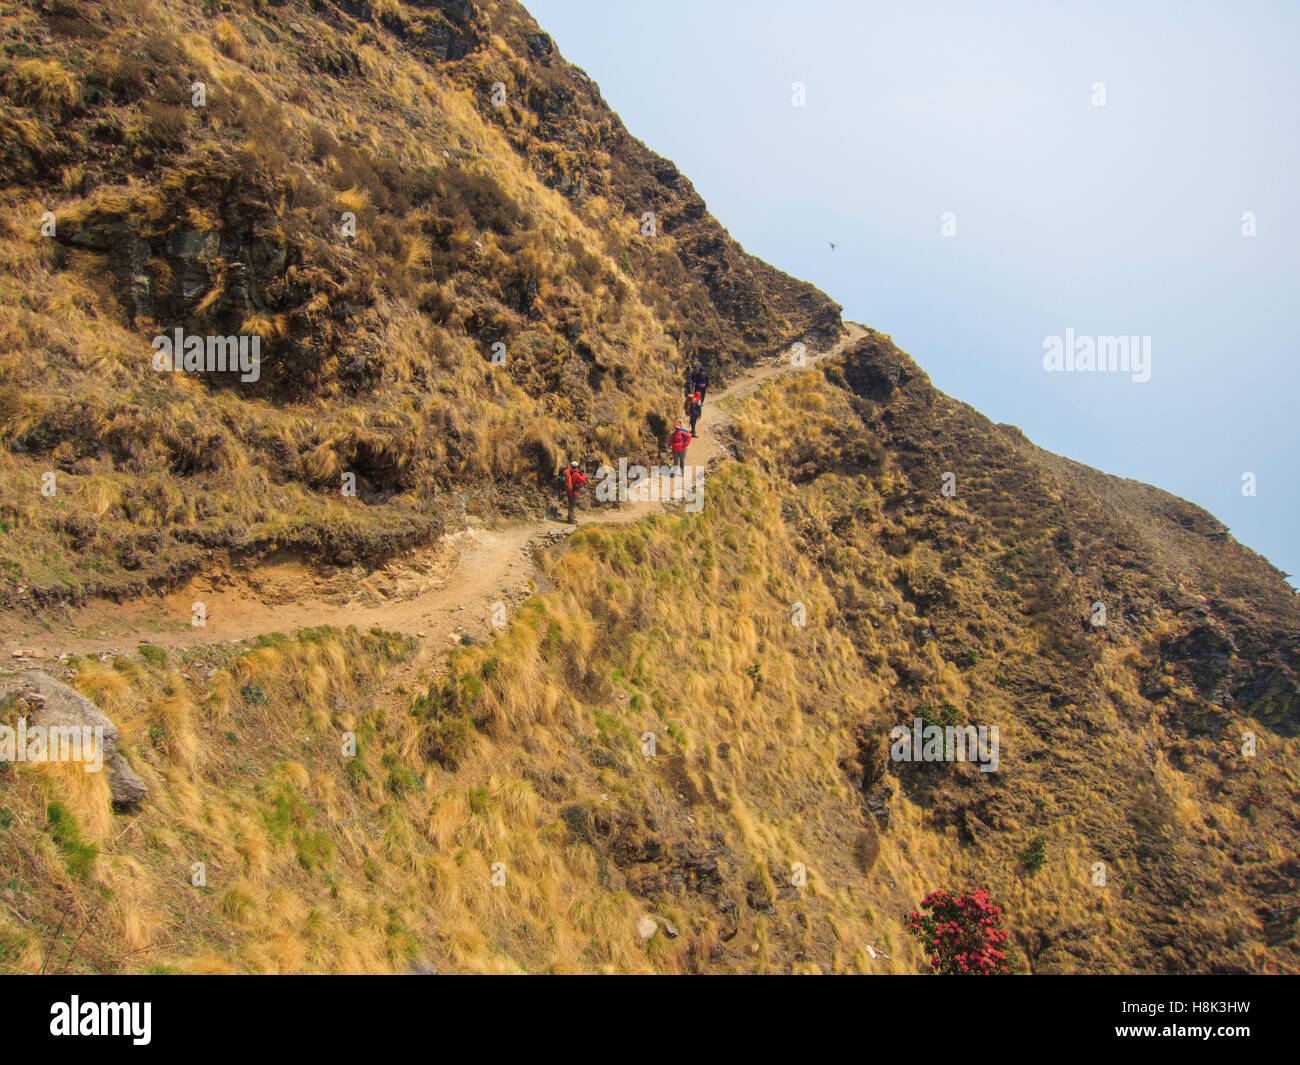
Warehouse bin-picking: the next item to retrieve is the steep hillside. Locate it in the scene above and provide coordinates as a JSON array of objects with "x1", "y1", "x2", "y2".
[
  {"x1": 0, "y1": 0, "x2": 838, "y2": 608},
  {"x1": 0, "y1": 0, "x2": 1296, "y2": 977},
  {"x1": 733, "y1": 331, "x2": 1300, "y2": 972}
]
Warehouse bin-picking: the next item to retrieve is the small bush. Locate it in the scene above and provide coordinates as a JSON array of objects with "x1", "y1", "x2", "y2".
[
  {"x1": 384, "y1": 764, "x2": 423, "y2": 797},
  {"x1": 1019, "y1": 835, "x2": 1048, "y2": 872},
  {"x1": 137, "y1": 643, "x2": 167, "y2": 666},
  {"x1": 1242, "y1": 784, "x2": 1268, "y2": 812},
  {"x1": 918, "y1": 702, "x2": 960, "y2": 730}
]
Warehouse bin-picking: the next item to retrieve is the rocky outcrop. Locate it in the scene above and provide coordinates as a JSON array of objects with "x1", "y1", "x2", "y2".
[
  {"x1": 327, "y1": 0, "x2": 486, "y2": 63},
  {"x1": 0, "y1": 671, "x2": 147, "y2": 806}
]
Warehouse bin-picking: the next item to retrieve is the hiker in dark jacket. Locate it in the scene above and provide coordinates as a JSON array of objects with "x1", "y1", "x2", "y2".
[
  {"x1": 669, "y1": 422, "x2": 691, "y2": 476},
  {"x1": 561, "y1": 460, "x2": 587, "y2": 523},
  {"x1": 685, "y1": 391, "x2": 703, "y2": 435},
  {"x1": 690, "y1": 364, "x2": 709, "y2": 401}
]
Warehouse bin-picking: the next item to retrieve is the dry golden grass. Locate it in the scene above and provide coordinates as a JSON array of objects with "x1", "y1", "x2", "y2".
[
  {"x1": 0, "y1": 465, "x2": 901, "y2": 974},
  {"x1": 0, "y1": 0, "x2": 1293, "y2": 979},
  {"x1": 2, "y1": 434, "x2": 1298, "y2": 974},
  {"x1": 0, "y1": 0, "x2": 721, "y2": 608}
]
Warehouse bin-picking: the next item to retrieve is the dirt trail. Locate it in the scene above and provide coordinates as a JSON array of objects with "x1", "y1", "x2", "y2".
[{"x1": 2, "y1": 323, "x2": 865, "y2": 670}]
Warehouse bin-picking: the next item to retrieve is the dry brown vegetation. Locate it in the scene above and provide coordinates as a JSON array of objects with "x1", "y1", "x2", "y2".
[
  {"x1": 0, "y1": 475, "x2": 902, "y2": 974},
  {"x1": 0, "y1": 0, "x2": 1296, "y2": 977},
  {"x1": 731, "y1": 333, "x2": 1300, "y2": 972},
  {"x1": 0, "y1": 0, "x2": 837, "y2": 607},
  {"x1": 2, "y1": 336, "x2": 1297, "y2": 972}
]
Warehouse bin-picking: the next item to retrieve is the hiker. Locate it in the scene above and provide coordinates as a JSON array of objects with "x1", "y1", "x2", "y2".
[
  {"x1": 669, "y1": 421, "x2": 691, "y2": 476},
  {"x1": 560, "y1": 460, "x2": 587, "y2": 523},
  {"x1": 690, "y1": 364, "x2": 709, "y2": 401},
  {"x1": 685, "y1": 391, "x2": 703, "y2": 435}
]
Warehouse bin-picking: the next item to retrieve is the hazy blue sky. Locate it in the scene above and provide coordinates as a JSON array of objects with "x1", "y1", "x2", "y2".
[{"x1": 526, "y1": 0, "x2": 1299, "y2": 586}]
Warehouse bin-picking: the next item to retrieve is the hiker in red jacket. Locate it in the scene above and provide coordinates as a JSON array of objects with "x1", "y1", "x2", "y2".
[
  {"x1": 669, "y1": 422, "x2": 691, "y2": 476},
  {"x1": 561, "y1": 460, "x2": 587, "y2": 523},
  {"x1": 685, "y1": 391, "x2": 703, "y2": 435}
]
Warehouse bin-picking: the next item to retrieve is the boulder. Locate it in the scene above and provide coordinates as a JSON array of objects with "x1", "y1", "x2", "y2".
[{"x1": 0, "y1": 670, "x2": 147, "y2": 806}]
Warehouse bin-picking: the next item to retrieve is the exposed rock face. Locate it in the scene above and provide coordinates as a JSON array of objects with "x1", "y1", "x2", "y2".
[
  {"x1": 0, "y1": 671, "x2": 147, "y2": 806},
  {"x1": 839, "y1": 723, "x2": 894, "y2": 831},
  {"x1": 329, "y1": 0, "x2": 485, "y2": 60}
]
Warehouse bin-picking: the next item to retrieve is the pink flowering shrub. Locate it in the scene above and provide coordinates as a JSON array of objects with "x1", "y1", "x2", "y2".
[{"x1": 905, "y1": 888, "x2": 1012, "y2": 974}]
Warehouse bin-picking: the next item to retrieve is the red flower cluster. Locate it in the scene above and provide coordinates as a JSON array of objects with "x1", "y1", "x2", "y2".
[{"x1": 905, "y1": 888, "x2": 1011, "y2": 974}]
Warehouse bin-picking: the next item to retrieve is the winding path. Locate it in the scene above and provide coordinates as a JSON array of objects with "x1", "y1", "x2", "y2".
[{"x1": 2, "y1": 324, "x2": 865, "y2": 665}]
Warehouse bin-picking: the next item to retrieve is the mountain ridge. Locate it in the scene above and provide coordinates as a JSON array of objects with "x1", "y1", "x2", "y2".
[{"x1": 0, "y1": 0, "x2": 1295, "y2": 975}]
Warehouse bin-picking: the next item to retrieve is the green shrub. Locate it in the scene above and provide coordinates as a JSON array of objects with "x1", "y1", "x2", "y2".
[
  {"x1": 1019, "y1": 835, "x2": 1048, "y2": 872},
  {"x1": 137, "y1": 643, "x2": 168, "y2": 665},
  {"x1": 385, "y1": 764, "x2": 423, "y2": 797},
  {"x1": 918, "y1": 702, "x2": 960, "y2": 730}
]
